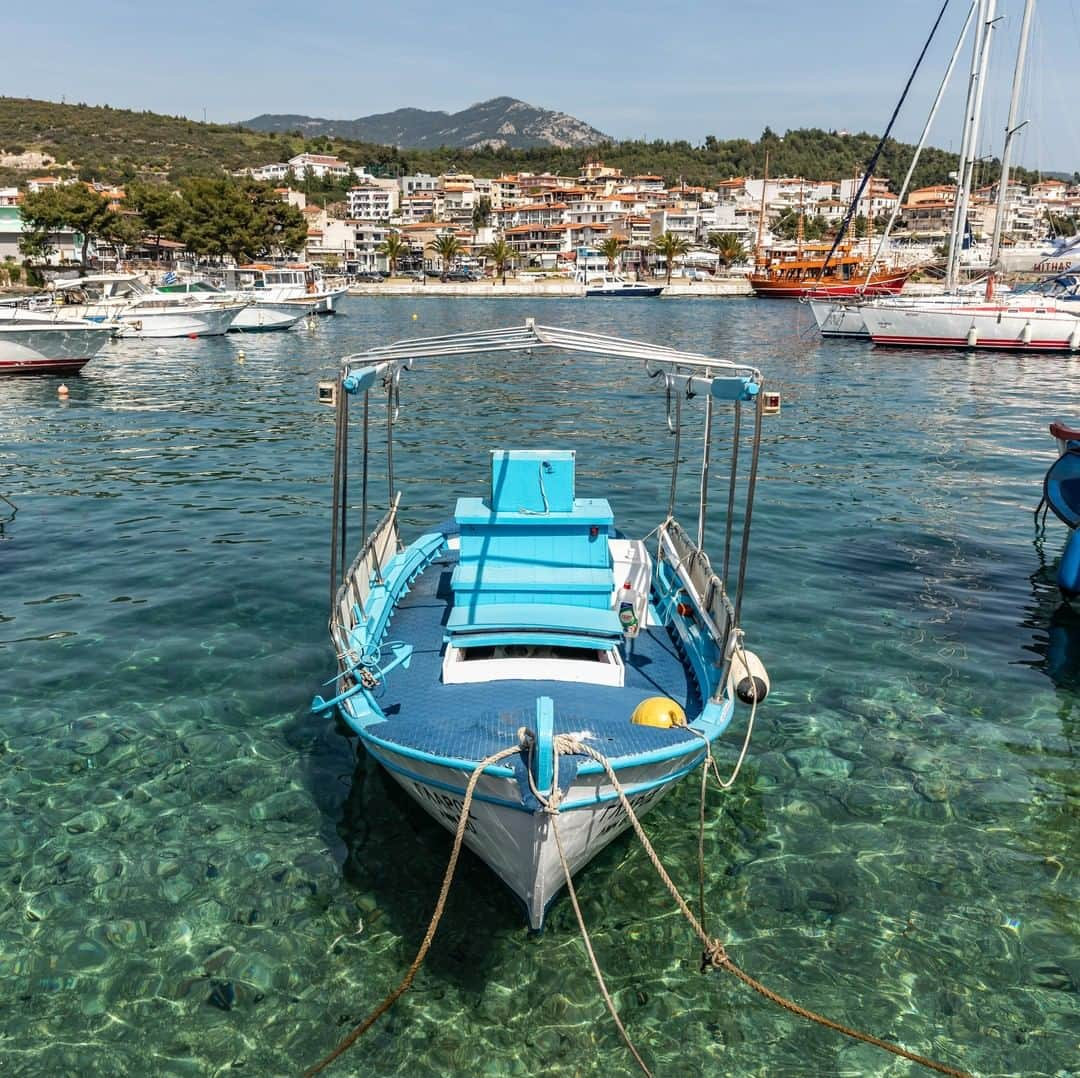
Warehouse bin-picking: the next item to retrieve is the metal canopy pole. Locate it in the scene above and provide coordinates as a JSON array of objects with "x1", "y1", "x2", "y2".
[
  {"x1": 386, "y1": 377, "x2": 396, "y2": 509},
  {"x1": 696, "y1": 392, "x2": 714, "y2": 549},
  {"x1": 329, "y1": 377, "x2": 346, "y2": 611},
  {"x1": 722, "y1": 400, "x2": 742, "y2": 588},
  {"x1": 666, "y1": 386, "x2": 683, "y2": 520},
  {"x1": 734, "y1": 387, "x2": 765, "y2": 627},
  {"x1": 339, "y1": 387, "x2": 349, "y2": 592},
  {"x1": 360, "y1": 390, "x2": 370, "y2": 544}
]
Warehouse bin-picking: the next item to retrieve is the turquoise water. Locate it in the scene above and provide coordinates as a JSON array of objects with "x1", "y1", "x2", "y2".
[{"x1": 0, "y1": 298, "x2": 1076, "y2": 1076}]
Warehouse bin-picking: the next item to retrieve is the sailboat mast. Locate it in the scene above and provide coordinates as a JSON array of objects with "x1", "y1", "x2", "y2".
[
  {"x1": 989, "y1": 0, "x2": 1036, "y2": 266},
  {"x1": 865, "y1": 0, "x2": 978, "y2": 286},
  {"x1": 947, "y1": 0, "x2": 996, "y2": 291},
  {"x1": 754, "y1": 151, "x2": 769, "y2": 269}
]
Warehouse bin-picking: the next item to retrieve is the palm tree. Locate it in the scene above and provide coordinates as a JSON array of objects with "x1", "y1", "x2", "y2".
[
  {"x1": 377, "y1": 230, "x2": 409, "y2": 277},
  {"x1": 483, "y1": 236, "x2": 514, "y2": 285},
  {"x1": 707, "y1": 231, "x2": 747, "y2": 270},
  {"x1": 597, "y1": 235, "x2": 625, "y2": 273},
  {"x1": 428, "y1": 233, "x2": 462, "y2": 280},
  {"x1": 651, "y1": 231, "x2": 692, "y2": 285}
]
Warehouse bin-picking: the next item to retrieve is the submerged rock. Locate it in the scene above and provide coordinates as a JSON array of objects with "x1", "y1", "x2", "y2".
[{"x1": 207, "y1": 980, "x2": 236, "y2": 1011}]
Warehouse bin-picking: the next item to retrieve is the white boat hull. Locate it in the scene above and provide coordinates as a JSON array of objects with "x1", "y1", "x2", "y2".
[
  {"x1": 119, "y1": 304, "x2": 244, "y2": 338},
  {"x1": 365, "y1": 738, "x2": 697, "y2": 929},
  {"x1": 0, "y1": 322, "x2": 113, "y2": 374},
  {"x1": 865, "y1": 301, "x2": 1080, "y2": 351},
  {"x1": 243, "y1": 286, "x2": 347, "y2": 314},
  {"x1": 230, "y1": 302, "x2": 310, "y2": 331},
  {"x1": 808, "y1": 299, "x2": 869, "y2": 337}
]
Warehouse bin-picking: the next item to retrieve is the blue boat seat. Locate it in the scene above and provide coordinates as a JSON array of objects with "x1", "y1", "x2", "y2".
[{"x1": 446, "y1": 602, "x2": 622, "y2": 651}]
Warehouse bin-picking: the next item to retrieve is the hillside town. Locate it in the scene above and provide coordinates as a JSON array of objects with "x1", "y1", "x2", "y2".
[{"x1": 2, "y1": 147, "x2": 1079, "y2": 281}]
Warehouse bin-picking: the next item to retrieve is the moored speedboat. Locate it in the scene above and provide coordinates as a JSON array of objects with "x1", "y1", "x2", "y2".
[
  {"x1": 0, "y1": 308, "x2": 113, "y2": 375},
  {"x1": 314, "y1": 320, "x2": 772, "y2": 929},
  {"x1": 156, "y1": 280, "x2": 316, "y2": 331},
  {"x1": 577, "y1": 271, "x2": 664, "y2": 297},
  {"x1": 221, "y1": 263, "x2": 347, "y2": 313},
  {"x1": 51, "y1": 275, "x2": 246, "y2": 338}
]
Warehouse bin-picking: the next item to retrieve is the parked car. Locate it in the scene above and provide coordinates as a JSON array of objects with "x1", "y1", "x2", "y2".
[
  {"x1": 353, "y1": 272, "x2": 382, "y2": 283},
  {"x1": 445, "y1": 268, "x2": 481, "y2": 282}
]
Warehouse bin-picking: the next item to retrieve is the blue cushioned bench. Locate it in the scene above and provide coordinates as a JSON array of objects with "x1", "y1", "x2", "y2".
[{"x1": 446, "y1": 602, "x2": 622, "y2": 650}]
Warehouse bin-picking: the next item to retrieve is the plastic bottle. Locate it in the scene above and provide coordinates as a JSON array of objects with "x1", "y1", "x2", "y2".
[{"x1": 618, "y1": 581, "x2": 641, "y2": 637}]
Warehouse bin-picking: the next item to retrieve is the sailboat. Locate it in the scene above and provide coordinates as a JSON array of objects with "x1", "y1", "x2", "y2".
[
  {"x1": 810, "y1": 0, "x2": 1026, "y2": 341},
  {"x1": 861, "y1": 1, "x2": 1080, "y2": 350},
  {"x1": 313, "y1": 320, "x2": 772, "y2": 929}
]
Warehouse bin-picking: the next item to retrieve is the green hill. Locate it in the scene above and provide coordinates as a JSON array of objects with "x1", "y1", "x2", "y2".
[{"x1": 0, "y1": 96, "x2": 1058, "y2": 192}]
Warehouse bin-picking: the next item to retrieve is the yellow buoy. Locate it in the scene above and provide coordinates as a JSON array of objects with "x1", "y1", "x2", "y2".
[
  {"x1": 412, "y1": 313, "x2": 418, "y2": 321},
  {"x1": 631, "y1": 696, "x2": 686, "y2": 729}
]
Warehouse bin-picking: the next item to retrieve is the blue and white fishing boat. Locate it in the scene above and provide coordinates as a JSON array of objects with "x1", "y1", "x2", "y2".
[
  {"x1": 1039, "y1": 420, "x2": 1080, "y2": 598},
  {"x1": 314, "y1": 320, "x2": 773, "y2": 929}
]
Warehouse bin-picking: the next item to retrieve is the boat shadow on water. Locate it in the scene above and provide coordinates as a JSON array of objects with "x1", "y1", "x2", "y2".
[{"x1": 1019, "y1": 538, "x2": 1080, "y2": 742}]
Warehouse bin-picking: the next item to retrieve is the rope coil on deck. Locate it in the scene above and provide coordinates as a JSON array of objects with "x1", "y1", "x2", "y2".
[{"x1": 305, "y1": 724, "x2": 971, "y2": 1078}]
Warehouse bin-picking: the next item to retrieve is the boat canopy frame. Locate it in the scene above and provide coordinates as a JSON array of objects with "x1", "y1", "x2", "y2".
[{"x1": 325, "y1": 319, "x2": 768, "y2": 700}]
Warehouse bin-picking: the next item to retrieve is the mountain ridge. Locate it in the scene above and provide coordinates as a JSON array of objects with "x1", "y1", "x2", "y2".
[{"x1": 240, "y1": 96, "x2": 611, "y2": 150}]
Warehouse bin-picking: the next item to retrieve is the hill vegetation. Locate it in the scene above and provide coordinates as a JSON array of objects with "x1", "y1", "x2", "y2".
[{"x1": 0, "y1": 97, "x2": 1064, "y2": 193}]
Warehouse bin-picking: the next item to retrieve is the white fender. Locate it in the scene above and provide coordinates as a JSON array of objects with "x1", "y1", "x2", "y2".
[{"x1": 729, "y1": 648, "x2": 769, "y2": 705}]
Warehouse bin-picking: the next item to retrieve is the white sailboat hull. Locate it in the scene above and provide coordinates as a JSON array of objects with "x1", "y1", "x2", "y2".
[
  {"x1": 808, "y1": 298, "x2": 870, "y2": 337},
  {"x1": 865, "y1": 301, "x2": 1080, "y2": 351}
]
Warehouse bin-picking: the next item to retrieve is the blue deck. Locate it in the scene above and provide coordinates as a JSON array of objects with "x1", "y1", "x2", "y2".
[{"x1": 361, "y1": 553, "x2": 702, "y2": 765}]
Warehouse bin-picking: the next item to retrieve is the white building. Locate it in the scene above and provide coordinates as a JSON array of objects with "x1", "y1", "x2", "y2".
[
  {"x1": 287, "y1": 153, "x2": 352, "y2": 181},
  {"x1": 347, "y1": 184, "x2": 397, "y2": 221},
  {"x1": 249, "y1": 163, "x2": 291, "y2": 183},
  {"x1": 400, "y1": 173, "x2": 440, "y2": 197}
]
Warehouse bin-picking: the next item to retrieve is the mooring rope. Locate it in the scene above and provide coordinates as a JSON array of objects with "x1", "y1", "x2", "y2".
[
  {"x1": 306, "y1": 725, "x2": 970, "y2": 1078},
  {"x1": 561, "y1": 735, "x2": 971, "y2": 1078}
]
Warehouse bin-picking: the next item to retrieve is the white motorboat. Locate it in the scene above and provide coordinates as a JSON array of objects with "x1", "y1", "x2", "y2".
[
  {"x1": 50, "y1": 275, "x2": 246, "y2": 338},
  {"x1": 156, "y1": 280, "x2": 316, "y2": 331},
  {"x1": 0, "y1": 308, "x2": 113, "y2": 375},
  {"x1": 576, "y1": 271, "x2": 664, "y2": 297},
  {"x1": 221, "y1": 263, "x2": 348, "y2": 314}
]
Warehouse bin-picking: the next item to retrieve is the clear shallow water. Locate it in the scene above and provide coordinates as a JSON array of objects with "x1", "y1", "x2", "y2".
[{"x1": 0, "y1": 298, "x2": 1075, "y2": 1076}]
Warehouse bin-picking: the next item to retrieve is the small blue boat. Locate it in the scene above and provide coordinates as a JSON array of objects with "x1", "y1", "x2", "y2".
[
  {"x1": 1041, "y1": 420, "x2": 1080, "y2": 598},
  {"x1": 315, "y1": 320, "x2": 772, "y2": 929}
]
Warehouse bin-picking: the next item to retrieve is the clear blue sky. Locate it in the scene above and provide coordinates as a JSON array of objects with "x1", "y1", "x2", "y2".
[{"x1": 8, "y1": 0, "x2": 1080, "y2": 173}]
